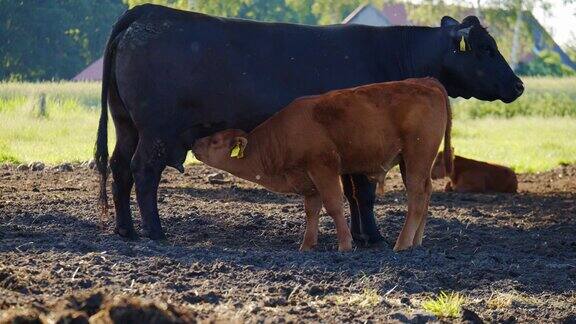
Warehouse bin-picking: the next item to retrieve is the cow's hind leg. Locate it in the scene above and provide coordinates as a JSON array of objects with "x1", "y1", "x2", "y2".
[
  {"x1": 131, "y1": 136, "x2": 168, "y2": 240},
  {"x1": 300, "y1": 194, "x2": 322, "y2": 251},
  {"x1": 110, "y1": 121, "x2": 138, "y2": 238}
]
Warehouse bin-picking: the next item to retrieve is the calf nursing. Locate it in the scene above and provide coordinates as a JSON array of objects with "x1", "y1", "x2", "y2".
[{"x1": 192, "y1": 78, "x2": 452, "y2": 252}]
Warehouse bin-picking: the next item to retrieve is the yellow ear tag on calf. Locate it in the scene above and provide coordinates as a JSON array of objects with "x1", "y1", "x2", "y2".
[
  {"x1": 459, "y1": 36, "x2": 467, "y2": 52},
  {"x1": 230, "y1": 142, "x2": 244, "y2": 159}
]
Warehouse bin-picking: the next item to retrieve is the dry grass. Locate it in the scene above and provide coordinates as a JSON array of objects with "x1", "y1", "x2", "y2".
[
  {"x1": 486, "y1": 292, "x2": 540, "y2": 310},
  {"x1": 334, "y1": 289, "x2": 383, "y2": 308}
]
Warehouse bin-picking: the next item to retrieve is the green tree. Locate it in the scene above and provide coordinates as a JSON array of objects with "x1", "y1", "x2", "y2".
[
  {"x1": 239, "y1": 0, "x2": 316, "y2": 24},
  {"x1": 516, "y1": 49, "x2": 576, "y2": 76},
  {"x1": 0, "y1": 0, "x2": 126, "y2": 81},
  {"x1": 124, "y1": 0, "x2": 248, "y2": 17}
]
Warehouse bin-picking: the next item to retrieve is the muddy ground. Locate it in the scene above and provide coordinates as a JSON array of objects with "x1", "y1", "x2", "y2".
[{"x1": 0, "y1": 163, "x2": 575, "y2": 323}]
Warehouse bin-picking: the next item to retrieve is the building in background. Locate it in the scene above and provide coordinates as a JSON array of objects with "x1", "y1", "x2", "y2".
[
  {"x1": 72, "y1": 58, "x2": 103, "y2": 81},
  {"x1": 344, "y1": 3, "x2": 575, "y2": 71}
]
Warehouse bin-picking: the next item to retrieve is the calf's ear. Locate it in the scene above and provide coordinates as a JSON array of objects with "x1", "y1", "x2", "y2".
[{"x1": 230, "y1": 137, "x2": 248, "y2": 159}]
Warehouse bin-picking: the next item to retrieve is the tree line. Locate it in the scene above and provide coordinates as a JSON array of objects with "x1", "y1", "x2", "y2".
[{"x1": 1, "y1": 0, "x2": 573, "y2": 81}]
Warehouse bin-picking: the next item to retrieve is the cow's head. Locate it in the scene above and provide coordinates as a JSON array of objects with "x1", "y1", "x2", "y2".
[
  {"x1": 440, "y1": 16, "x2": 524, "y2": 103},
  {"x1": 192, "y1": 129, "x2": 248, "y2": 168}
]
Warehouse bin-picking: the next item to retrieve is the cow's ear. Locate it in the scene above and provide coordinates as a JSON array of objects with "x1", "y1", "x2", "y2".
[
  {"x1": 441, "y1": 16, "x2": 459, "y2": 28},
  {"x1": 462, "y1": 16, "x2": 481, "y2": 27}
]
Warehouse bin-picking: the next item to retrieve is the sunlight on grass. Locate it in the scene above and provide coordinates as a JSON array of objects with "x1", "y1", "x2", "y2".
[
  {"x1": 452, "y1": 117, "x2": 576, "y2": 173},
  {"x1": 422, "y1": 291, "x2": 465, "y2": 318},
  {"x1": 0, "y1": 80, "x2": 575, "y2": 171}
]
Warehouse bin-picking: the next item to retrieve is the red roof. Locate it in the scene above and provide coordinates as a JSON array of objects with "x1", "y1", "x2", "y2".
[{"x1": 72, "y1": 57, "x2": 103, "y2": 81}]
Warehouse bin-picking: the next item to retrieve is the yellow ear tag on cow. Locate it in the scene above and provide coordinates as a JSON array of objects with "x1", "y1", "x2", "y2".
[
  {"x1": 230, "y1": 142, "x2": 244, "y2": 159},
  {"x1": 459, "y1": 36, "x2": 467, "y2": 52}
]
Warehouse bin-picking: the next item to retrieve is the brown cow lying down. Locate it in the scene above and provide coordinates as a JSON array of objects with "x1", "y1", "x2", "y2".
[
  {"x1": 192, "y1": 78, "x2": 452, "y2": 252},
  {"x1": 431, "y1": 152, "x2": 518, "y2": 193}
]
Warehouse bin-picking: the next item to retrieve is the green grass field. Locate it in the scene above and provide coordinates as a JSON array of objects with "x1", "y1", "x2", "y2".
[{"x1": 1, "y1": 78, "x2": 575, "y2": 172}]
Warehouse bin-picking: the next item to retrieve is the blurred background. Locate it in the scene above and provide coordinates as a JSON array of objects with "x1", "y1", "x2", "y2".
[{"x1": 0, "y1": 0, "x2": 575, "y2": 172}]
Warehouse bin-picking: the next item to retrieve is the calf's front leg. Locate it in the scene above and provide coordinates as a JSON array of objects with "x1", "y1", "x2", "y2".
[
  {"x1": 300, "y1": 194, "x2": 323, "y2": 251},
  {"x1": 308, "y1": 165, "x2": 353, "y2": 252}
]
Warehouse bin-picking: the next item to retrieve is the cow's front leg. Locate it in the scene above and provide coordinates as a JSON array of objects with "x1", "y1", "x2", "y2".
[
  {"x1": 342, "y1": 174, "x2": 384, "y2": 246},
  {"x1": 131, "y1": 138, "x2": 167, "y2": 240}
]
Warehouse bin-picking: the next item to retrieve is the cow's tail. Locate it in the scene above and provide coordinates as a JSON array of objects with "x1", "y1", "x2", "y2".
[
  {"x1": 442, "y1": 89, "x2": 453, "y2": 178},
  {"x1": 95, "y1": 5, "x2": 150, "y2": 224}
]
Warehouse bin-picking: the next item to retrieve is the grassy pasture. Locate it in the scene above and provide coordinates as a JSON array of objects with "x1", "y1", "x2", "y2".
[{"x1": 0, "y1": 77, "x2": 575, "y2": 172}]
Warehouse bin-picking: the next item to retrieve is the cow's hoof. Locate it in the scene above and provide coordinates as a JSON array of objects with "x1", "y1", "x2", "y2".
[
  {"x1": 144, "y1": 229, "x2": 167, "y2": 241},
  {"x1": 352, "y1": 232, "x2": 385, "y2": 247},
  {"x1": 115, "y1": 227, "x2": 138, "y2": 240}
]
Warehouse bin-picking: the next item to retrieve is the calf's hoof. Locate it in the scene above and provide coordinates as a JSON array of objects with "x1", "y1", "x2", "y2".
[
  {"x1": 299, "y1": 244, "x2": 316, "y2": 252},
  {"x1": 393, "y1": 242, "x2": 412, "y2": 252},
  {"x1": 338, "y1": 241, "x2": 353, "y2": 252}
]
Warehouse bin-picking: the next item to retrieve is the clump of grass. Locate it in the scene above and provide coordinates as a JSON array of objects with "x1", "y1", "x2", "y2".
[
  {"x1": 334, "y1": 289, "x2": 382, "y2": 308},
  {"x1": 422, "y1": 291, "x2": 465, "y2": 318}
]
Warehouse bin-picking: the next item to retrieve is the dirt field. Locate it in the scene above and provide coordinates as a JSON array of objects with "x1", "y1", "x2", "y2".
[{"x1": 1, "y1": 163, "x2": 575, "y2": 323}]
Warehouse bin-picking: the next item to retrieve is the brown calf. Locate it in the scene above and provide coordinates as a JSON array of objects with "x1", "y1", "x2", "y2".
[
  {"x1": 431, "y1": 153, "x2": 518, "y2": 193},
  {"x1": 192, "y1": 78, "x2": 452, "y2": 252}
]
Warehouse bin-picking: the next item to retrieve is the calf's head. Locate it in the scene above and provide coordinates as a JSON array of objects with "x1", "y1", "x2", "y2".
[
  {"x1": 439, "y1": 16, "x2": 524, "y2": 103},
  {"x1": 192, "y1": 129, "x2": 248, "y2": 169}
]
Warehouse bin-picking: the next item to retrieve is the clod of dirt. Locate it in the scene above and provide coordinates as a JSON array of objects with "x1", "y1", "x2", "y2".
[
  {"x1": 207, "y1": 172, "x2": 229, "y2": 184},
  {"x1": 89, "y1": 297, "x2": 193, "y2": 324},
  {"x1": 462, "y1": 308, "x2": 484, "y2": 323},
  {"x1": 0, "y1": 267, "x2": 28, "y2": 293},
  {"x1": 64, "y1": 292, "x2": 105, "y2": 317},
  {"x1": 88, "y1": 159, "x2": 96, "y2": 170},
  {"x1": 53, "y1": 163, "x2": 74, "y2": 172},
  {"x1": 27, "y1": 162, "x2": 45, "y2": 171},
  {"x1": 307, "y1": 285, "x2": 325, "y2": 296},
  {"x1": 50, "y1": 310, "x2": 89, "y2": 324},
  {"x1": 0, "y1": 309, "x2": 42, "y2": 324},
  {"x1": 182, "y1": 291, "x2": 222, "y2": 305},
  {"x1": 400, "y1": 297, "x2": 412, "y2": 306}
]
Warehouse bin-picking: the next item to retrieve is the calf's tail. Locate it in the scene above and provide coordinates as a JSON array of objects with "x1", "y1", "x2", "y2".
[
  {"x1": 442, "y1": 93, "x2": 453, "y2": 177},
  {"x1": 95, "y1": 5, "x2": 149, "y2": 223}
]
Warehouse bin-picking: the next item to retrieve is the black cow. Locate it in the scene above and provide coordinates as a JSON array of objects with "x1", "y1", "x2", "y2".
[{"x1": 95, "y1": 4, "x2": 523, "y2": 242}]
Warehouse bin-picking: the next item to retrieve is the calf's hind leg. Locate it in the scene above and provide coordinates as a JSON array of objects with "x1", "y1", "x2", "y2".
[
  {"x1": 394, "y1": 150, "x2": 435, "y2": 252},
  {"x1": 308, "y1": 165, "x2": 353, "y2": 252},
  {"x1": 300, "y1": 194, "x2": 323, "y2": 251}
]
